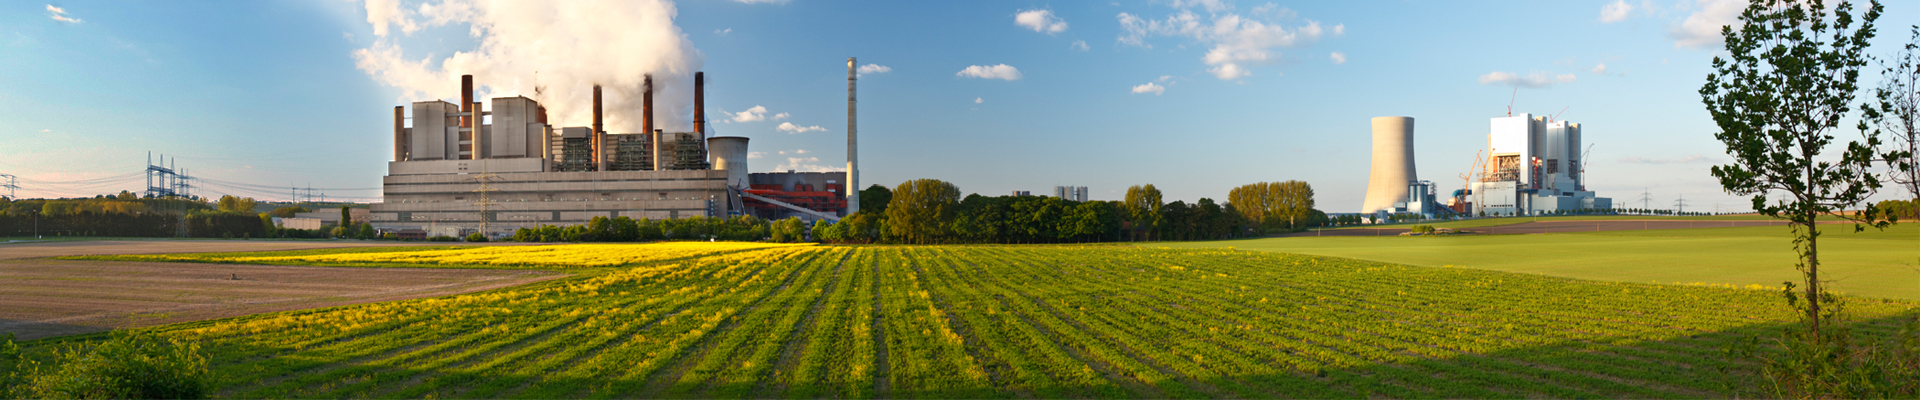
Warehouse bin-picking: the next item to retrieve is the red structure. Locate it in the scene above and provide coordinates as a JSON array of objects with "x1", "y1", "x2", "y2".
[{"x1": 743, "y1": 182, "x2": 846, "y2": 219}]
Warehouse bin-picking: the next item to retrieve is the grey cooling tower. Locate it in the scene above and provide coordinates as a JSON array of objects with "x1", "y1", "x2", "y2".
[
  {"x1": 707, "y1": 136, "x2": 751, "y2": 188},
  {"x1": 1362, "y1": 116, "x2": 1416, "y2": 214}
]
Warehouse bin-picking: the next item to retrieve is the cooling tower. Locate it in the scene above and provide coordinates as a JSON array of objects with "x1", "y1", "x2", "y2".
[
  {"x1": 1362, "y1": 116, "x2": 1417, "y2": 214},
  {"x1": 707, "y1": 136, "x2": 750, "y2": 188}
]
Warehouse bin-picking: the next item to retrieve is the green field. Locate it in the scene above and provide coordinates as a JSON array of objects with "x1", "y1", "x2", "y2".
[
  {"x1": 1325, "y1": 214, "x2": 1845, "y2": 231},
  {"x1": 23, "y1": 243, "x2": 1920, "y2": 398},
  {"x1": 1168, "y1": 224, "x2": 1920, "y2": 301}
]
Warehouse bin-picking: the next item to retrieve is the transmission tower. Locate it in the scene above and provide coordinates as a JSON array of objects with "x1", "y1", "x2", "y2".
[
  {"x1": 0, "y1": 174, "x2": 17, "y2": 199},
  {"x1": 1635, "y1": 187, "x2": 1653, "y2": 213},
  {"x1": 1673, "y1": 194, "x2": 1690, "y2": 214},
  {"x1": 469, "y1": 167, "x2": 501, "y2": 239}
]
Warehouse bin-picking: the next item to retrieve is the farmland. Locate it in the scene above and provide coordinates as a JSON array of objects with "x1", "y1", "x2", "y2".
[
  {"x1": 1167, "y1": 223, "x2": 1920, "y2": 300},
  {"x1": 26, "y1": 243, "x2": 1920, "y2": 398}
]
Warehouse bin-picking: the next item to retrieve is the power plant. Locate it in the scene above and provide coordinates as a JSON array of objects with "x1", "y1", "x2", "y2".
[
  {"x1": 371, "y1": 63, "x2": 861, "y2": 238},
  {"x1": 1363, "y1": 113, "x2": 1610, "y2": 218}
]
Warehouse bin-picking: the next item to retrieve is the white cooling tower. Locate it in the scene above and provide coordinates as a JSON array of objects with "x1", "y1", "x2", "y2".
[
  {"x1": 1362, "y1": 116, "x2": 1417, "y2": 214},
  {"x1": 706, "y1": 136, "x2": 751, "y2": 188}
]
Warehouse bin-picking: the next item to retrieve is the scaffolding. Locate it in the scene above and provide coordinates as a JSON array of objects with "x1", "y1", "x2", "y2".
[
  {"x1": 670, "y1": 133, "x2": 709, "y2": 170},
  {"x1": 554, "y1": 138, "x2": 595, "y2": 172},
  {"x1": 611, "y1": 135, "x2": 653, "y2": 171}
]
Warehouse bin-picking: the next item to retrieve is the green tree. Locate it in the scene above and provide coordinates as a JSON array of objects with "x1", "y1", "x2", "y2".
[
  {"x1": 357, "y1": 223, "x2": 375, "y2": 240},
  {"x1": 1866, "y1": 25, "x2": 1920, "y2": 203},
  {"x1": 1702, "y1": 0, "x2": 1888, "y2": 340},
  {"x1": 266, "y1": 206, "x2": 309, "y2": 218},
  {"x1": 859, "y1": 184, "x2": 893, "y2": 215},
  {"x1": 215, "y1": 195, "x2": 257, "y2": 213},
  {"x1": 882, "y1": 179, "x2": 960, "y2": 244},
  {"x1": 1122, "y1": 184, "x2": 1163, "y2": 241},
  {"x1": 337, "y1": 206, "x2": 352, "y2": 232}
]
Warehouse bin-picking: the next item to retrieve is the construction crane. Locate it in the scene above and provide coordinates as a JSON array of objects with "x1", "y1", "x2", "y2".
[
  {"x1": 1550, "y1": 106, "x2": 1570, "y2": 122},
  {"x1": 1457, "y1": 149, "x2": 1485, "y2": 215},
  {"x1": 1506, "y1": 87, "x2": 1518, "y2": 116},
  {"x1": 1579, "y1": 143, "x2": 1594, "y2": 190}
]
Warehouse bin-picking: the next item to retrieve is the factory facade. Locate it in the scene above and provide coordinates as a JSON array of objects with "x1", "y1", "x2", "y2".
[
  {"x1": 371, "y1": 69, "x2": 857, "y2": 238},
  {"x1": 1468, "y1": 114, "x2": 1610, "y2": 216}
]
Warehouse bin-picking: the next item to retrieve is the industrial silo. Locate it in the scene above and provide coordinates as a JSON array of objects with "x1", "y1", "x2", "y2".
[{"x1": 1362, "y1": 116, "x2": 1417, "y2": 214}]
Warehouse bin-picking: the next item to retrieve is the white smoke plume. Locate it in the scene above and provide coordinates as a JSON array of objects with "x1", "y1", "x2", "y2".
[{"x1": 354, "y1": 0, "x2": 705, "y2": 133}]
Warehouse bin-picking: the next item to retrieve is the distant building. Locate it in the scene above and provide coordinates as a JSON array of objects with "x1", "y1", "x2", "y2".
[
  {"x1": 272, "y1": 217, "x2": 323, "y2": 230},
  {"x1": 1469, "y1": 114, "x2": 1611, "y2": 216},
  {"x1": 1053, "y1": 186, "x2": 1088, "y2": 202},
  {"x1": 1012, "y1": 190, "x2": 1031, "y2": 196}
]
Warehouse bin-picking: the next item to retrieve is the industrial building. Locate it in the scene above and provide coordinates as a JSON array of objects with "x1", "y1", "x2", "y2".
[
  {"x1": 1361, "y1": 113, "x2": 1610, "y2": 219},
  {"x1": 1053, "y1": 186, "x2": 1088, "y2": 202},
  {"x1": 1467, "y1": 113, "x2": 1610, "y2": 216},
  {"x1": 370, "y1": 61, "x2": 864, "y2": 238}
]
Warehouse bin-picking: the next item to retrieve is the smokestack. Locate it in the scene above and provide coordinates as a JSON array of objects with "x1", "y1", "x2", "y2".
[
  {"x1": 461, "y1": 74, "x2": 474, "y2": 160},
  {"x1": 472, "y1": 102, "x2": 485, "y2": 159},
  {"x1": 592, "y1": 84, "x2": 604, "y2": 171},
  {"x1": 644, "y1": 74, "x2": 655, "y2": 170},
  {"x1": 846, "y1": 57, "x2": 859, "y2": 215},
  {"x1": 694, "y1": 72, "x2": 705, "y2": 141},
  {"x1": 393, "y1": 106, "x2": 406, "y2": 162}
]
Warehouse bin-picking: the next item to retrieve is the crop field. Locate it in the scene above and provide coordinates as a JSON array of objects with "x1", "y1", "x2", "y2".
[
  {"x1": 64, "y1": 241, "x2": 800, "y2": 269},
  {"x1": 1172, "y1": 224, "x2": 1920, "y2": 301},
  {"x1": 27, "y1": 242, "x2": 1919, "y2": 398}
]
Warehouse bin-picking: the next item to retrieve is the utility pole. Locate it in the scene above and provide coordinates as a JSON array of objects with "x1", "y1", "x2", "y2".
[{"x1": 470, "y1": 167, "x2": 500, "y2": 239}]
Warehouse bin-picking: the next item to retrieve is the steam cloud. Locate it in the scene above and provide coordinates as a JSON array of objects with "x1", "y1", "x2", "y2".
[{"x1": 354, "y1": 0, "x2": 705, "y2": 133}]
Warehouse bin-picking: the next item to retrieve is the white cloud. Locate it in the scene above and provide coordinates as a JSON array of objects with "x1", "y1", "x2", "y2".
[
  {"x1": 1329, "y1": 51, "x2": 1346, "y2": 64},
  {"x1": 733, "y1": 0, "x2": 790, "y2": 4},
  {"x1": 1015, "y1": 9, "x2": 1068, "y2": 34},
  {"x1": 1131, "y1": 82, "x2": 1166, "y2": 95},
  {"x1": 729, "y1": 105, "x2": 770, "y2": 123},
  {"x1": 772, "y1": 112, "x2": 789, "y2": 120},
  {"x1": 956, "y1": 64, "x2": 1022, "y2": 80},
  {"x1": 1158, "y1": 75, "x2": 1174, "y2": 82},
  {"x1": 46, "y1": 4, "x2": 82, "y2": 24},
  {"x1": 1600, "y1": 0, "x2": 1635, "y2": 23},
  {"x1": 363, "y1": 0, "x2": 415, "y2": 36},
  {"x1": 352, "y1": 0, "x2": 706, "y2": 133},
  {"x1": 773, "y1": 157, "x2": 835, "y2": 172},
  {"x1": 715, "y1": 28, "x2": 731, "y2": 35},
  {"x1": 1118, "y1": 5, "x2": 1342, "y2": 81},
  {"x1": 974, "y1": 97, "x2": 984, "y2": 104},
  {"x1": 857, "y1": 63, "x2": 890, "y2": 76},
  {"x1": 1620, "y1": 154, "x2": 1715, "y2": 164},
  {"x1": 777, "y1": 122, "x2": 825, "y2": 133},
  {"x1": 1592, "y1": 63, "x2": 1608, "y2": 74},
  {"x1": 1669, "y1": 0, "x2": 1745, "y2": 49},
  {"x1": 1071, "y1": 40, "x2": 1090, "y2": 51},
  {"x1": 1478, "y1": 71, "x2": 1577, "y2": 88},
  {"x1": 748, "y1": 151, "x2": 765, "y2": 159}
]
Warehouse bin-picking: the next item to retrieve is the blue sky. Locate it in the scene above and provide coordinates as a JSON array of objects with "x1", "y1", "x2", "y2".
[{"x1": 2, "y1": 0, "x2": 1915, "y2": 212}]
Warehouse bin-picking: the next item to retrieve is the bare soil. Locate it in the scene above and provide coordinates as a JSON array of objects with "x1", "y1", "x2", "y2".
[{"x1": 0, "y1": 240, "x2": 561, "y2": 340}]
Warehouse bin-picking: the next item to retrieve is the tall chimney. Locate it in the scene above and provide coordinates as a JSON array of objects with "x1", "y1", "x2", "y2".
[
  {"x1": 461, "y1": 74, "x2": 474, "y2": 160},
  {"x1": 592, "y1": 84, "x2": 604, "y2": 171},
  {"x1": 644, "y1": 74, "x2": 655, "y2": 170},
  {"x1": 472, "y1": 102, "x2": 485, "y2": 159},
  {"x1": 846, "y1": 58, "x2": 860, "y2": 215},
  {"x1": 694, "y1": 72, "x2": 706, "y2": 142},
  {"x1": 393, "y1": 106, "x2": 406, "y2": 162}
]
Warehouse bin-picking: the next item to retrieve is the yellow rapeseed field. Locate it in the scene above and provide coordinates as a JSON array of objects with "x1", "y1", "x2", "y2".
[{"x1": 137, "y1": 242, "x2": 810, "y2": 268}]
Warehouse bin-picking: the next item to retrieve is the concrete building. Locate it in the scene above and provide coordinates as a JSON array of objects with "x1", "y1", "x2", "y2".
[
  {"x1": 371, "y1": 73, "x2": 742, "y2": 238},
  {"x1": 1051, "y1": 186, "x2": 1088, "y2": 202},
  {"x1": 1362, "y1": 117, "x2": 1416, "y2": 214},
  {"x1": 1470, "y1": 113, "x2": 1611, "y2": 216}
]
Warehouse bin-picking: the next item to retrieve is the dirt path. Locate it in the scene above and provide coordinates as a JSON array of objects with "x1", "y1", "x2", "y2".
[{"x1": 0, "y1": 240, "x2": 560, "y2": 340}]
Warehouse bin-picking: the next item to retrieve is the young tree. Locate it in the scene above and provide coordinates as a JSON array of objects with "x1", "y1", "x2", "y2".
[
  {"x1": 858, "y1": 184, "x2": 893, "y2": 215},
  {"x1": 1866, "y1": 25, "x2": 1920, "y2": 203},
  {"x1": 1701, "y1": 0, "x2": 1887, "y2": 339}
]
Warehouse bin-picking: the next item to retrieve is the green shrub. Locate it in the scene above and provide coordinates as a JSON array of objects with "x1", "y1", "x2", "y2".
[
  {"x1": 14, "y1": 331, "x2": 211, "y2": 399},
  {"x1": 464, "y1": 232, "x2": 488, "y2": 243}
]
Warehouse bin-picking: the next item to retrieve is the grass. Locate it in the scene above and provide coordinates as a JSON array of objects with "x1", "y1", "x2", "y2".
[
  {"x1": 1323, "y1": 214, "x2": 1842, "y2": 231},
  {"x1": 22, "y1": 244, "x2": 1920, "y2": 398},
  {"x1": 1165, "y1": 223, "x2": 1920, "y2": 301}
]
